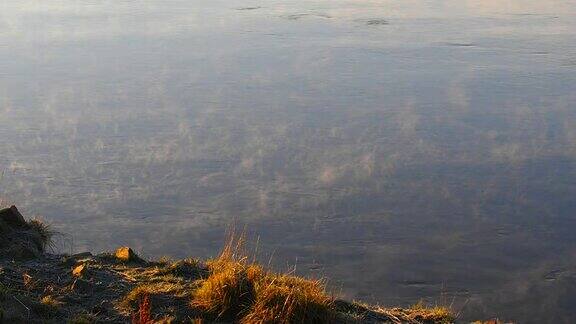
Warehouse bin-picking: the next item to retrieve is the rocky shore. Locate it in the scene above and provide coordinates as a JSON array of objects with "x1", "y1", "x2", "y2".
[{"x1": 0, "y1": 206, "x2": 454, "y2": 323}]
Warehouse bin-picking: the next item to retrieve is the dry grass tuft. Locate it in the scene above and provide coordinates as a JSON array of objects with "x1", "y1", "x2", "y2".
[
  {"x1": 122, "y1": 280, "x2": 190, "y2": 309},
  {"x1": 192, "y1": 232, "x2": 334, "y2": 323},
  {"x1": 192, "y1": 231, "x2": 258, "y2": 319},
  {"x1": 192, "y1": 259, "x2": 261, "y2": 319},
  {"x1": 370, "y1": 302, "x2": 454, "y2": 324},
  {"x1": 242, "y1": 273, "x2": 332, "y2": 324},
  {"x1": 0, "y1": 219, "x2": 454, "y2": 324},
  {"x1": 407, "y1": 302, "x2": 454, "y2": 323}
]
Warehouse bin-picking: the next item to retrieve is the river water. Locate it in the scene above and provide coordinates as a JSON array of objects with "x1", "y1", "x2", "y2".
[{"x1": 1, "y1": 0, "x2": 576, "y2": 321}]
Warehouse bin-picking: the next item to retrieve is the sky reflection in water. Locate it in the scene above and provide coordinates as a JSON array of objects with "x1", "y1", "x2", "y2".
[{"x1": 1, "y1": 0, "x2": 576, "y2": 321}]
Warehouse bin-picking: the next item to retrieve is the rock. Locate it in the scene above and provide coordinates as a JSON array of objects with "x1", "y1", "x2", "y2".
[
  {"x1": 114, "y1": 247, "x2": 139, "y2": 262},
  {"x1": 0, "y1": 206, "x2": 48, "y2": 260},
  {"x1": 72, "y1": 263, "x2": 87, "y2": 277},
  {"x1": 0, "y1": 205, "x2": 26, "y2": 227}
]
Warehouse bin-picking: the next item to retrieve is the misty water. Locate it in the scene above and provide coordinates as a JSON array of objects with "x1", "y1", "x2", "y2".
[{"x1": 2, "y1": 0, "x2": 576, "y2": 321}]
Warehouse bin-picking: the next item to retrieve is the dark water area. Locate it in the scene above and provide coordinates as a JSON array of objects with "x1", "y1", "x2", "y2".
[{"x1": 1, "y1": 0, "x2": 576, "y2": 321}]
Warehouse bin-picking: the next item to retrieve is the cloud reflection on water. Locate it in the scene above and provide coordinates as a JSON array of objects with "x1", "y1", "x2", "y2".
[{"x1": 1, "y1": 0, "x2": 576, "y2": 322}]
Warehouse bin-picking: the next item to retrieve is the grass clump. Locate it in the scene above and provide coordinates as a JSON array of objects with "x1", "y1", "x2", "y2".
[
  {"x1": 192, "y1": 252, "x2": 261, "y2": 319},
  {"x1": 369, "y1": 302, "x2": 454, "y2": 324},
  {"x1": 406, "y1": 302, "x2": 454, "y2": 324},
  {"x1": 123, "y1": 280, "x2": 189, "y2": 307},
  {"x1": 0, "y1": 209, "x2": 454, "y2": 323},
  {"x1": 242, "y1": 273, "x2": 332, "y2": 324},
  {"x1": 192, "y1": 234, "x2": 334, "y2": 323}
]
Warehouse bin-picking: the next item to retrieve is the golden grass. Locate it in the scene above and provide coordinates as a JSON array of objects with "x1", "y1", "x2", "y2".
[
  {"x1": 0, "y1": 216, "x2": 454, "y2": 323},
  {"x1": 368, "y1": 302, "x2": 454, "y2": 324},
  {"x1": 192, "y1": 260, "x2": 260, "y2": 319},
  {"x1": 191, "y1": 233, "x2": 334, "y2": 323},
  {"x1": 192, "y1": 234, "x2": 261, "y2": 320},
  {"x1": 407, "y1": 302, "x2": 454, "y2": 324},
  {"x1": 241, "y1": 273, "x2": 332, "y2": 324},
  {"x1": 124, "y1": 281, "x2": 189, "y2": 306}
]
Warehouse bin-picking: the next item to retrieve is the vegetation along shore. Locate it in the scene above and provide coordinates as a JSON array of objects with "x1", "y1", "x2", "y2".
[{"x1": 0, "y1": 205, "x2": 462, "y2": 323}]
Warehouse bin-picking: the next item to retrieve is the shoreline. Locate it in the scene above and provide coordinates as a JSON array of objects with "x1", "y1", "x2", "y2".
[{"x1": 0, "y1": 205, "x2": 455, "y2": 323}]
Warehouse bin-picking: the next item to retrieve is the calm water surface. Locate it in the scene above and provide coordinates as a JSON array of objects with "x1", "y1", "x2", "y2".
[{"x1": 2, "y1": 0, "x2": 576, "y2": 321}]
